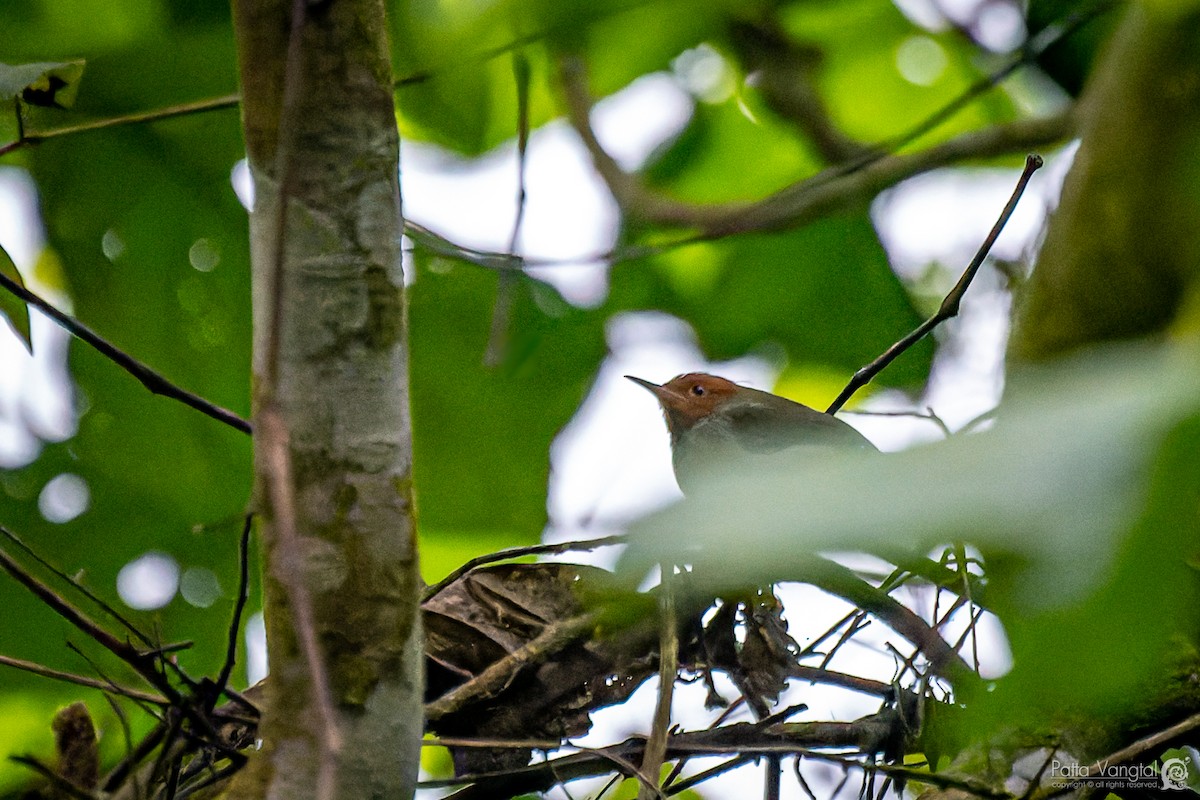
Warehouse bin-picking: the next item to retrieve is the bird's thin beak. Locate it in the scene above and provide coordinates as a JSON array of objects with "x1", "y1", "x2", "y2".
[
  {"x1": 625, "y1": 375, "x2": 661, "y2": 393},
  {"x1": 625, "y1": 375, "x2": 682, "y2": 409}
]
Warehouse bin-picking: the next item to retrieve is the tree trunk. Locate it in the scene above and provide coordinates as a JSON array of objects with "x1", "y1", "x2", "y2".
[{"x1": 229, "y1": 0, "x2": 423, "y2": 797}]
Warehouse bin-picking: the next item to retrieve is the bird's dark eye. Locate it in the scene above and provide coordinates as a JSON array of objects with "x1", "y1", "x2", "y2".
[{"x1": 690, "y1": 384, "x2": 705, "y2": 396}]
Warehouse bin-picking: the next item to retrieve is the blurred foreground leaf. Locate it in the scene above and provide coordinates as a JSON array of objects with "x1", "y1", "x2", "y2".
[{"x1": 623, "y1": 342, "x2": 1200, "y2": 729}]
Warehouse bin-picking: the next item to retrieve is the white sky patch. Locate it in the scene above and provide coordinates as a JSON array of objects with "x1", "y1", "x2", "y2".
[
  {"x1": 401, "y1": 73, "x2": 692, "y2": 307},
  {"x1": 245, "y1": 611, "x2": 268, "y2": 687},
  {"x1": 0, "y1": 168, "x2": 76, "y2": 467}
]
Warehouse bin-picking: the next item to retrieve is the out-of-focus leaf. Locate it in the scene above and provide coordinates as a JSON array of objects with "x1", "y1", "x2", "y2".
[
  {"x1": 408, "y1": 250, "x2": 605, "y2": 545},
  {"x1": 609, "y1": 214, "x2": 933, "y2": 390},
  {"x1": 622, "y1": 342, "x2": 1200, "y2": 725},
  {"x1": 611, "y1": 772, "x2": 704, "y2": 800},
  {"x1": 1027, "y1": 0, "x2": 1123, "y2": 97},
  {"x1": 642, "y1": 88, "x2": 819, "y2": 203},
  {"x1": 568, "y1": 0, "x2": 728, "y2": 100},
  {"x1": 779, "y1": 0, "x2": 1014, "y2": 144},
  {"x1": 390, "y1": 1, "x2": 557, "y2": 155},
  {"x1": 0, "y1": 245, "x2": 31, "y2": 353},
  {"x1": 0, "y1": 60, "x2": 86, "y2": 108},
  {"x1": 390, "y1": 0, "x2": 728, "y2": 155}
]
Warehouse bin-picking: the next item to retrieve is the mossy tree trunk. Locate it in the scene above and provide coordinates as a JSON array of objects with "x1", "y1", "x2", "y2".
[{"x1": 229, "y1": 0, "x2": 423, "y2": 797}]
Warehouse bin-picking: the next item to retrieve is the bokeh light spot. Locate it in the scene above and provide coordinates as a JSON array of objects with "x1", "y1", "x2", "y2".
[
  {"x1": 37, "y1": 473, "x2": 89, "y2": 524},
  {"x1": 117, "y1": 552, "x2": 180, "y2": 610}
]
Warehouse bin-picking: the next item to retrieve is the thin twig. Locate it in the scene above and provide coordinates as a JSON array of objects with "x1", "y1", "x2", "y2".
[
  {"x1": 14, "y1": 95, "x2": 240, "y2": 148},
  {"x1": 98, "y1": 691, "x2": 135, "y2": 792},
  {"x1": 793, "y1": 758, "x2": 818, "y2": 800},
  {"x1": 764, "y1": 754, "x2": 782, "y2": 800},
  {"x1": 665, "y1": 755, "x2": 754, "y2": 796},
  {"x1": 484, "y1": 52, "x2": 532, "y2": 367},
  {"x1": 173, "y1": 762, "x2": 245, "y2": 800},
  {"x1": 787, "y1": 664, "x2": 891, "y2": 697},
  {"x1": 423, "y1": 736, "x2": 564, "y2": 750},
  {"x1": 800, "y1": 557, "x2": 978, "y2": 687},
  {"x1": 63, "y1": 641, "x2": 165, "y2": 727},
  {"x1": 816, "y1": 751, "x2": 1010, "y2": 799},
  {"x1": 797, "y1": 608, "x2": 859, "y2": 659},
  {"x1": 421, "y1": 534, "x2": 626, "y2": 601},
  {"x1": 102, "y1": 720, "x2": 168, "y2": 793},
  {"x1": 0, "y1": 653, "x2": 166, "y2": 704},
  {"x1": 0, "y1": 270, "x2": 251, "y2": 433},
  {"x1": 562, "y1": 33, "x2": 1068, "y2": 239},
  {"x1": 1019, "y1": 748, "x2": 1060, "y2": 800},
  {"x1": 10, "y1": 755, "x2": 100, "y2": 800},
  {"x1": 591, "y1": 750, "x2": 666, "y2": 800},
  {"x1": 816, "y1": 610, "x2": 870, "y2": 673},
  {"x1": 0, "y1": 547, "x2": 179, "y2": 701},
  {"x1": 842, "y1": 407, "x2": 952, "y2": 437},
  {"x1": 211, "y1": 514, "x2": 253, "y2": 711},
  {"x1": 830, "y1": 0, "x2": 1111, "y2": 182},
  {"x1": 637, "y1": 565, "x2": 677, "y2": 800},
  {"x1": 0, "y1": 526, "x2": 188, "y2": 676},
  {"x1": 826, "y1": 153, "x2": 1044, "y2": 414},
  {"x1": 427, "y1": 707, "x2": 935, "y2": 799},
  {"x1": 594, "y1": 773, "x2": 622, "y2": 799}
]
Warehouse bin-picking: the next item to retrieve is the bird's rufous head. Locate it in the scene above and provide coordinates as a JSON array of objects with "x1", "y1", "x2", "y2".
[{"x1": 625, "y1": 373, "x2": 741, "y2": 433}]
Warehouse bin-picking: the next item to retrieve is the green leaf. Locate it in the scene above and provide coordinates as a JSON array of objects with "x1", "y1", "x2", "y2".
[
  {"x1": 1027, "y1": 0, "x2": 1123, "y2": 97},
  {"x1": 642, "y1": 88, "x2": 820, "y2": 203},
  {"x1": 779, "y1": 0, "x2": 1015, "y2": 144},
  {"x1": 0, "y1": 60, "x2": 86, "y2": 108},
  {"x1": 0, "y1": 244, "x2": 31, "y2": 354},
  {"x1": 390, "y1": 0, "x2": 728, "y2": 154},
  {"x1": 610, "y1": 214, "x2": 932, "y2": 390},
  {"x1": 408, "y1": 249, "x2": 606, "y2": 544}
]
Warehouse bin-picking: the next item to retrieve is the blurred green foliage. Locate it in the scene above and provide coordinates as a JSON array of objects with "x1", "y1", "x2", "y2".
[
  {"x1": 1, "y1": 0, "x2": 1193, "y2": 794},
  {"x1": 624, "y1": 343, "x2": 1200, "y2": 733}
]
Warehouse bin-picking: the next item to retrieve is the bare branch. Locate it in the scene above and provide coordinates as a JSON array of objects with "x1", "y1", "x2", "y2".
[
  {"x1": 211, "y1": 514, "x2": 254, "y2": 711},
  {"x1": 826, "y1": 153, "x2": 1044, "y2": 414},
  {"x1": 0, "y1": 270, "x2": 251, "y2": 434},
  {"x1": 0, "y1": 654, "x2": 166, "y2": 704},
  {"x1": 422, "y1": 534, "x2": 626, "y2": 602},
  {"x1": 425, "y1": 612, "x2": 600, "y2": 722}
]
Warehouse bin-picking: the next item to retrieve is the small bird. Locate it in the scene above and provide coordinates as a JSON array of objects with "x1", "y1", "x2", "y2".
[{"x1": 627, "y1": 373, "x2": 876, "y2": 495}]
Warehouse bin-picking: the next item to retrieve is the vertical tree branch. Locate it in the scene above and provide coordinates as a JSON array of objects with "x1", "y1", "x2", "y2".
[{"x1": 637, "y1": 567, "x2": 678, "y2": 800}]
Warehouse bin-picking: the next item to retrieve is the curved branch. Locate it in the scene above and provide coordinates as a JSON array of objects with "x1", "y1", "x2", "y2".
[{"x1": 560, "y1": 51, "x2": 1073, "y2": 240}]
